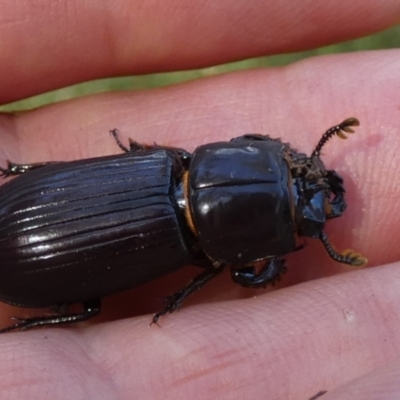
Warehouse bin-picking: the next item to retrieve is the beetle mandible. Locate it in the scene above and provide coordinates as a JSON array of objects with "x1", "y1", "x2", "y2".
[{"x1": 0, "y1": 118, "x2": 367, "y2": 332}]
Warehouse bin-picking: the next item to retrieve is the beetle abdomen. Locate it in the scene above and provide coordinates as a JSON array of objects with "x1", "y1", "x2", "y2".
[{"x1": 0, "y1": 150, "x2": 191, "y2": 307}]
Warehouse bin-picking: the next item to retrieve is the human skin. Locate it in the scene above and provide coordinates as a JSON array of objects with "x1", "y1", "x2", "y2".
[{"x1": 0, "y1": 1, "x2": 400, "y2": 399}]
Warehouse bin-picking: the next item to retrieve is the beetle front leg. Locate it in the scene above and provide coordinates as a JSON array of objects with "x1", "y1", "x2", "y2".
[
  {"x1": 231, "y1": 257, "x2": 287, "y2": 288},
  {"x1": 0, "y1": 160, "x2": 63, "y2": 177},
  {"x1": 0, "y1": 300, "x2": 100, "y2": 333},
  {"x1": 152, "y1": 266, "x2": 226, "y2": 325}
]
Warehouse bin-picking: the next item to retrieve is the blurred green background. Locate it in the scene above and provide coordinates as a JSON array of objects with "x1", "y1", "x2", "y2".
[{"x1": 2, "y1": 24, "x2": 399, "y2": 112}]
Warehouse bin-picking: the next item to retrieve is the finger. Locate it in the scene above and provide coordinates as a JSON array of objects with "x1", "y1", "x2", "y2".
[
  {"x1": 1, "y1": 0, "x2": 400, "y2": 102},
  {"x1": 1, "y1": 49, "x2": 398, "y2": 264},
  {"x1": 0, "y1": 50, "x2": 398, "y2": 325},
  {"x1": 0, "y1": 261, "x2": 399, "y2": 399},
  {"x1": 322, "y1": 359, "x2": 400, "y2": 400}
]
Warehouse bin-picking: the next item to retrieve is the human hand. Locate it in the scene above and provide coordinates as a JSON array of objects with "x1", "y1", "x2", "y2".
[{"x1": 1, "y1": 1, "x2": 400, "y2": 399}]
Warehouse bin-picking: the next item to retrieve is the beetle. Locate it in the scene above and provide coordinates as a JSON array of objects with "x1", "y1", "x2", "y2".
[{"x1": 0, "y1": 118, "x2": 366, "y2": 333}]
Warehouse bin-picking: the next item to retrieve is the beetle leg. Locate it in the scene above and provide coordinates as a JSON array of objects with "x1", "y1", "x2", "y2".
[
  {"x1": 151, "y1": 266, "x2": 226, "y2": 325},
  {"x1": 0, "y1": 160, "x2": 62, "y2": 177},
  {"x1": 319, "y1": 232, "x2": 367, "y2": 266},
  {"x1": 230, "y1": 258, "x2": 287, "y2": 288},
  {"x1": 110, "y1": 129, "x2": 133, "y2": 152},
  {"x1": 308, "y1": 390, "x2": 328, "y2": 400},
  {"x1": 110, "y1": 128, "x2": 152, "y2": 152},
  {"x1": 0, "y1": 300, "x2": 100, "y2": 333},
  {"x1": 110, "y1": 129, "x2": 191, "y2": 163}
]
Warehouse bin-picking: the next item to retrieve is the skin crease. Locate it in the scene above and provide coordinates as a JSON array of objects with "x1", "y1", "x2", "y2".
[{"x1": 0, "y1": 1, "x2": 400, "y2": 399}]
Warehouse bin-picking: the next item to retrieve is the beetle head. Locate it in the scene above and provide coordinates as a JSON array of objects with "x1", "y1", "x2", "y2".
[
  {"x1": 290, "y1": 117, "x2": 359, "y2": 239},
  {"x1": 291, "y1": 163, "x2": 347, "y2": 238},
  {"x1": 291, "y1": 158, "x2": 330, "y2": 238}
]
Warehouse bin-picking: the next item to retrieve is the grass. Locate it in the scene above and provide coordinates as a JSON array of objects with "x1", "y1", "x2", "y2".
[{"x1": 1, "y1": 24, "x2": 399, "y2": 112}]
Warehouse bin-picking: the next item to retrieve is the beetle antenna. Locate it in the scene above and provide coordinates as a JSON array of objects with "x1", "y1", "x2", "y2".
[
  {"x1": 311, "y1": 118, "x2": 360, "y2": 158},
  {"x1": 319, "y1": 231, "x2": 367, "y2": 266}
]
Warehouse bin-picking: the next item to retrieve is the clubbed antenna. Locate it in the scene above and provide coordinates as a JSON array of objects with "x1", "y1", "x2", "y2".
[
  {"x1": 319, "y1": 232, "x2": 367, "y2": 267},
  {"x1": 311, "y1": 118, "x2": 360, "y2": 158}
]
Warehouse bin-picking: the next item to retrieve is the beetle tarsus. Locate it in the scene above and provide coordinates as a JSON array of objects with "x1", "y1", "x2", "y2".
[
  {"x1": 0, "y1": 300, "x2": 100, "y2": 333},
  {"x1": 319, "y1": 232, "x2": 367, "y2": 266},
  {"x1": 151, "y1": 266, "x2": 226, "y2": 325},
  {"x1": 231, "y1": 258, "x2": 287, "y2": 288}
]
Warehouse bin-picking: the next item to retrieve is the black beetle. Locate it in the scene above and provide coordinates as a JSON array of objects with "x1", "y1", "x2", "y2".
[{"x1": 0, "y1": 118, "x2": 366, "y2": 332}]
